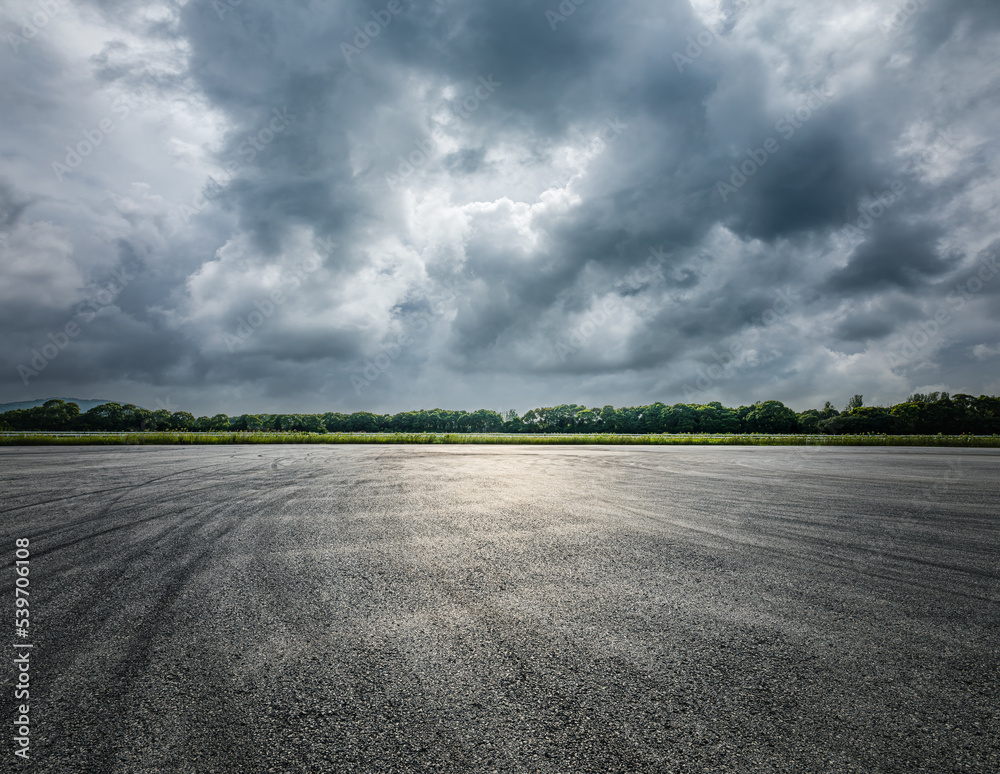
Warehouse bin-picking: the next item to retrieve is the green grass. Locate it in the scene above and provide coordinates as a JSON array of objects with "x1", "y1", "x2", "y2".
[{"x1": 1, "y1": 432, "x2": 998, "y2": 447}]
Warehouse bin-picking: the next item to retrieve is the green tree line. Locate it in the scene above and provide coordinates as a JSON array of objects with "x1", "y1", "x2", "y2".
[{"x1": 2, "y1": 393, "x2": 998, "y2": 435}]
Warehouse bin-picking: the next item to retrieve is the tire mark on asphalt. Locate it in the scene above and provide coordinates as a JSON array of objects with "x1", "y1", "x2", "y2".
[
  {"x1": 34, "y1": 512, "x2": 252, "y2": 771},
  {"x1": 1, "y1": 463, "x2": 269, "y2": 772},
  {"x1": 2, "y1": 452, "x2": 277, "y2": 546},
  {"x1": 0, "y1": 458, "x2": 250, "y2": 517}
]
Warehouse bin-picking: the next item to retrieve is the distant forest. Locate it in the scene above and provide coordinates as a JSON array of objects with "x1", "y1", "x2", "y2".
[{"x1": 2, "y1": 393, "x2": 998, "y2": 435}]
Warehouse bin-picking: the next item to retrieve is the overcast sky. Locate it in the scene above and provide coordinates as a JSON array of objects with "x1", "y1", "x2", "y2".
[{"x1": 2, "y1": 0, "x2": 998, "y2": 416}]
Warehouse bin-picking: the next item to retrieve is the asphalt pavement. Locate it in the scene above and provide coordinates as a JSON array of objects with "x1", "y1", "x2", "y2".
[{"x1": 1, "y1": 445, "x2": 998, "y2": 772}]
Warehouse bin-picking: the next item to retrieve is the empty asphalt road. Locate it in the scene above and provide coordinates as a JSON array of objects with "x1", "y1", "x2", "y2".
[{"x1": 1, "y1": 445, "x2": 998, "y2": 772}]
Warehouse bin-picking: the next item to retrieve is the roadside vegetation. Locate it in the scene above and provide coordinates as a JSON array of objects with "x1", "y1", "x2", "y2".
[
  {"x1": 1, "y1": 433, "x2": 998, "y2": 447},
  {"x1": 1, "y1": 393, "x2": 998, "y2": 445}
]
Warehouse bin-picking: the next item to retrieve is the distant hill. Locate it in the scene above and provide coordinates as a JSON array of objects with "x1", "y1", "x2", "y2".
[{"x1": 0, "y1": 399, "x2": 120, "y2": 413}]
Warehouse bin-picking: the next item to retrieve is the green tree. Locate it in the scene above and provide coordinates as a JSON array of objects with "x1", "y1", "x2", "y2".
[
  {"x1": 322, "y1": 412, "x2": 349, "y2": 432},
  {"x1": 82, "y1": 402, "x2": 127, "y2": 431},
  {"x1": 616, "y1": 406, "x2": 642, "y2": 434},
  {"x1": 502, "y1": 410, "x2": 524, "y2": 433},
  {"x1": 170, "y1": 412, "x2": 195, "y2": 430},
  {"x1": 796, "y1": 410, "x2": 823, "y2": 434},
  {"x1": 576, "y1": 408, "x2": 599, "y2": 431},
  {"x1": 695, "y1": 402, "x2": 739, "y2": 433},
  {"x1": 599, "y1": 405, "x2": 619, "y2": 433},
  {"x1": 300, "y1": 415, "x2": 325, "y2": 433},
  {"x1": 821, "y1": 407, "x2": 897, "y2": 434},
  {"x1": 661, "y1": 404, "x2": 696, "y2": 433},
  {"x1": 741, "y1": 401, "x2": 799, "y2": 433},
  {"x1": 347, "y1": 412, "x2": 379, "y2": 432},
  {"x1": 889, "y1": 402, "x2": 921, "y2": 433},
  {"x1": 35, "y1": 399, "x2": 80, "y2": 430},
  {"x1": 231, "y1": 414, "x2": 265, "y2": 431}
]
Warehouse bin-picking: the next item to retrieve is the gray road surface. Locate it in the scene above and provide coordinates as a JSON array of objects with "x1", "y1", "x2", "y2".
[{"x1": 1, "y1": 445, "x2": 998, "y2": 772}]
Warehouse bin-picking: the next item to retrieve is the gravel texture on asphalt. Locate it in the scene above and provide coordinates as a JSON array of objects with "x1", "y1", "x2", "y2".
[{"x1": 0, "y1": 445, "x2": 998, "y2": 773}]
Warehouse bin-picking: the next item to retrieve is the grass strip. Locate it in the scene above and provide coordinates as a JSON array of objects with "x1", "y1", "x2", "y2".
[{"x1": 1, "y1": 432, "x2": 998, "y2": 447}]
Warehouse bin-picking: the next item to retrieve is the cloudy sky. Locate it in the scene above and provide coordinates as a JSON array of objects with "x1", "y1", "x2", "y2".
[{"x1": 1, "y1": 0, "x2": 998, "y2": 416}]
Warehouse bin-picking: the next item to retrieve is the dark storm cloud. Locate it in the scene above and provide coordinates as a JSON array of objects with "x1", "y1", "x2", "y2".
[
  {"x1": 0, "y1": 177, "x2": 31, "y2": 231},
  {"x1": 834, "y1": 317, "x2": 896, "y2": 344},
  {"x1": 832, "y1": 299, "x2": 922, "y2": 344},
  {"x1": 0, "y1": 0, "x2": 998, "y2": 413},
  {"x1": 826, "y1": 220, "x2": 952, "y2": 293}
]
